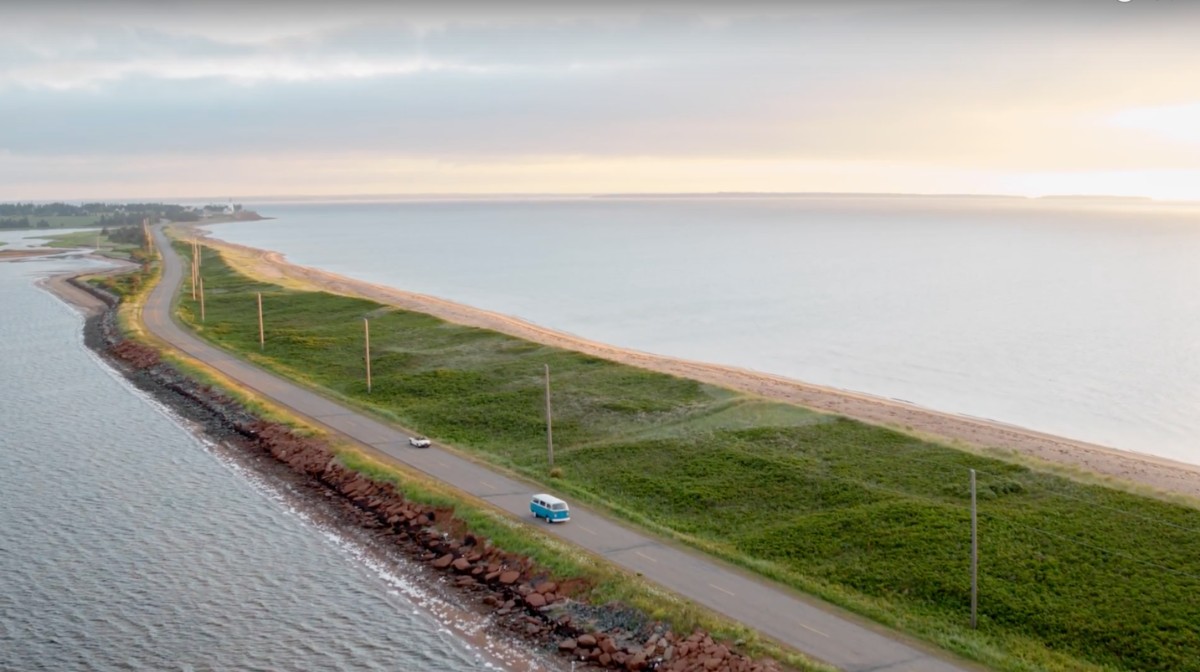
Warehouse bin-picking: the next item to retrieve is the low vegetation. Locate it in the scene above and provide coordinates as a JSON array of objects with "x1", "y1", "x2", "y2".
[
  {"x1": 43, "y1": 225, "x2": 151, "y2": 262},
  {"x1": 175, "y1": 240, "x2": 1200, "y2": 672}
]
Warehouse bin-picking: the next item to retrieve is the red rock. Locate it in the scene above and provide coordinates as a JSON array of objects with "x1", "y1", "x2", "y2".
[
  {"x1": 628, "y1": 652, "x2": 648, "y2": 670},
  {"x1": 598, "y1": 653, "x2": 612, "y2": 666},
  {"x1": 558, "y1": 639, "x2": 578, "y2": 652},
  {"x1": 525, "y1": 592, "x2": 546, "y2": 608},
  {"x1": 577, "y1": 634, "x2": 597, "y2": 647},
  {"x1": 432, "y1": 554, "x2": 454, "y2": 569},
  {"x1": 451, "y1": 558, "x2": 472, "y2": 572},
  {"x1": 536, "y1": 581, "x2": 557, "y2": 594},
  {"x1": 498, "y1": 570, "x2": 520, "y2": 585},
  {"x1": 703, "y1": 657, "x2": 722, "y2": 670}
]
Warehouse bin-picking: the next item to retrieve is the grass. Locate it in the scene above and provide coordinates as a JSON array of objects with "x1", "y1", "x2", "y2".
[
  {"x1": 41, "y1": 229, "x2": 145, "y2": 260},
  {"x1": 175, "y1": 240, "x2": 1200, "y2": 672}
]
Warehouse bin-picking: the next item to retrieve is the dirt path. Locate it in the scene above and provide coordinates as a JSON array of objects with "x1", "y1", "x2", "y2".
[{"x1": 193, "y1": 230, "x2": 1200, "y2": 502}]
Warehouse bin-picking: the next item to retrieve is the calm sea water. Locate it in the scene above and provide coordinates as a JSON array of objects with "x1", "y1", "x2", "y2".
[
  {"x1": 208, "y1": 196, "x2": 1200, "y2": 465},
  {"x1": 0, "y1": 251, "x2": 545, "y2": 672}
]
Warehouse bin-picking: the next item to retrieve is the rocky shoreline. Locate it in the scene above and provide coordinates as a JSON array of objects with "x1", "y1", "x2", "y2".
[{"x1": 71, "y1": 275, "x2": 787, "y2": 672}]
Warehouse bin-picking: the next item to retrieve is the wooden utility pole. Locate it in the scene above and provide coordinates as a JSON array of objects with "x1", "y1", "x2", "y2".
[
  {"x1": 970, "y1": 468, "x2": 978, "y2": 629},
  {"x1": 257, "y1": 292, "x2": 264, "y2": 350},
  {"x1": 199, "y1": 276, "x2": 206, "y2": 323},
  {"x1": 191, "y1": 240, "x2": 199, "y2": 301},
  {"x1": 364, "y1": 318, "x2": 372, "y2": 393},
  {"x1": 545, "y1": 364, "x2": 554, "y2": 468}
]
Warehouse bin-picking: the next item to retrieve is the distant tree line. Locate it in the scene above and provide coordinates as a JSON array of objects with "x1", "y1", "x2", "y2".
[
  {"x1": 0, "y1": 217, "x2": 51, "y2": 229},
  {"x1": 0, "y1": 201, "x2": 221, "y2": 228}
]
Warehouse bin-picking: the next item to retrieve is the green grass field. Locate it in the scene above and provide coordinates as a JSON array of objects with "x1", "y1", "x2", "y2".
[{"x1": 177, "y1": 241, "x2": 1200, "y2": 672}]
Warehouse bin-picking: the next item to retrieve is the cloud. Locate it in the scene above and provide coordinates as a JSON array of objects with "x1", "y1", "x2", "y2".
[{"x1": 4, "y1": 0, "x2": 1200, "y2": 197}]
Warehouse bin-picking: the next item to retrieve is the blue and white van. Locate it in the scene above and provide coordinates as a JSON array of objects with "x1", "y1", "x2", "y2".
[{"x1": 530, "y1": 494, "x2": 570, "y2": 523}]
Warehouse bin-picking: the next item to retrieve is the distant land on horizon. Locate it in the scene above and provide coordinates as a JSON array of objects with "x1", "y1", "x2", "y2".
[{"x1": 6, "y1": 192, "x2": 1177, "y2": 206}]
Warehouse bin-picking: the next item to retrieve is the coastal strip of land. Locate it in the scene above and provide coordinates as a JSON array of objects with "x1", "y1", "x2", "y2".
[{"x1": 198, "y1": 232, "x2": 1200, "y2": 502}]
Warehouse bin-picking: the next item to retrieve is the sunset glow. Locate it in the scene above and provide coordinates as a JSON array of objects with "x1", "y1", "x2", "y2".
[{"x1": 1, "y1": 1, "x2": 1198, "y2": 201}]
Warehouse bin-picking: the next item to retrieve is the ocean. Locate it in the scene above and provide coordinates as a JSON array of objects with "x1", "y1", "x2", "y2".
[{"x1": 206, "y1": 196, "x2": 1200, "y2": 465}]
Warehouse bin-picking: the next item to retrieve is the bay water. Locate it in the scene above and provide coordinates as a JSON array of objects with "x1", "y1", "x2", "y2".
[{"x1": 0, "y1": 250, "x2": 548, "y2": 671}]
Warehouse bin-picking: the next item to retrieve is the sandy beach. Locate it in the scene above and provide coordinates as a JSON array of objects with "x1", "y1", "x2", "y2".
[{"x1": 170, "y1": 231, "x2": 1200, "y2": 503}]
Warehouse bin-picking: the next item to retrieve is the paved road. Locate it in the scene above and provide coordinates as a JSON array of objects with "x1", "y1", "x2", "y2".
[{"x1": 143, "y1": 226, "x2": 979, "y2": 672}]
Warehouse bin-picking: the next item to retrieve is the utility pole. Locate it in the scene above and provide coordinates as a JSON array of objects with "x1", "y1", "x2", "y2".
[
  {"x1": 199, "y1": 276, "x2": 206, "y2": 323},
  {"x1": 257, "y1": 292, "x2": 264, "y2": 350},
  {"x1": 364, "y1": 318, "x2": 372, "y2": 393},
  {"x1": 192, "y1": 240, "x2": 200, "y2": 301},
  {"x1": 970, "y1": 468, "x2": 978, "y2": 629},
  {"x1": 545, "y1": 364, "x2": 554, "y2": 468}
]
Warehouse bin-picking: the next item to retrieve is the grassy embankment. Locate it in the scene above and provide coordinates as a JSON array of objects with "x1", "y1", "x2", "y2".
[{"x1": 175, "y1": 240, "x2": 1200, "y2": 672}]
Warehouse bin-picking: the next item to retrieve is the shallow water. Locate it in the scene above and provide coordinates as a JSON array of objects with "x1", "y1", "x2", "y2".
[
  {"x1": 209, "y1": 196, "x2": 1200, "y2": 465},
  {"x1": 0, "y1": 252, "x2": 545, "y2": 672}
]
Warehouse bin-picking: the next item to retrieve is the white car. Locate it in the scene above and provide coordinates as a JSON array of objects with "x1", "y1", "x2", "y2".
[{"x1": 408, "y1": 436, "x2": 431, "y2": 448}]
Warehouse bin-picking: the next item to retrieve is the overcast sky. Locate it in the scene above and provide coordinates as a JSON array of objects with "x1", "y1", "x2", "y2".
[{"x1": 2, "y1": 0, "x2": 1199, "y2": 200}]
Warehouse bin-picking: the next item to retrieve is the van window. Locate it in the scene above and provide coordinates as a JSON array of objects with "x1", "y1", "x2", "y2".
[{"x1": 551, "y1": 503, "x2": 566, "y2": 511}]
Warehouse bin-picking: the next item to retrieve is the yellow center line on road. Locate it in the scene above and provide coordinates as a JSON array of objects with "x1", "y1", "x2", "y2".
[
  {"x1": 708, "y1": 583, "x2": 735, "y2": 596},
  {"x1": 577, "y1": 525, "x2": 598, "y2": 535},
  {"x1": 479, "y1": 480, "x2": 496, "y2": 489},
  {"x1": 797, "y1": 622, "x2": 830, "y2": 638},
  {"x1": 634, "y1": 550, "x2": 657, "y2": 562}
]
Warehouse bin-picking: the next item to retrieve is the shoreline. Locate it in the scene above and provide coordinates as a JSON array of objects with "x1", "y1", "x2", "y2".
[
  {"x1": 23, "y1": 247, "x2": 789, "y2": 672},
  {"x1": 191, "y1": 230, "x2": 1200, "y2": 502}
]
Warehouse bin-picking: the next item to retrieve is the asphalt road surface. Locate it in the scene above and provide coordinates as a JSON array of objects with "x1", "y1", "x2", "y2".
[{"x1": 143, "y1": 225, "x2": 979, "y2": 672}]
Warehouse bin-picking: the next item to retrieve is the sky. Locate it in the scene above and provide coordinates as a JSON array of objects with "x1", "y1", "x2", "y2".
[{"x1": 2, "y1": 0, "x2": 1199, "y2": 201}]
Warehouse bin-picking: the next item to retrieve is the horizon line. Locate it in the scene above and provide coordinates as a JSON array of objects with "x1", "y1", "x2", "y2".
[{"x1": 6, "y1": 190, "x2": 1197, "y2": 206}]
